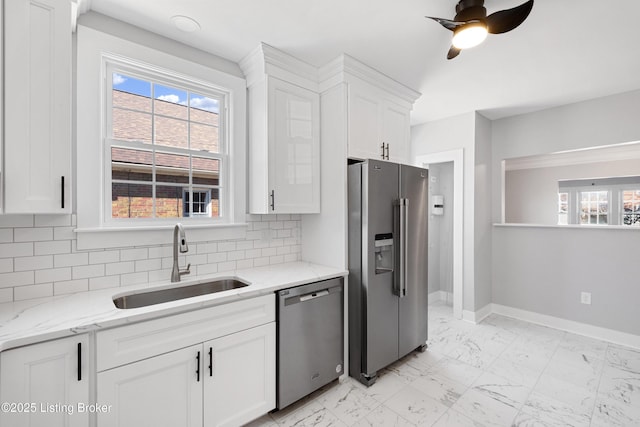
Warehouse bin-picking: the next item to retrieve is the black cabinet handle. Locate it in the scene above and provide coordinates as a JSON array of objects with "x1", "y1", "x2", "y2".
[
  {"x1": 208, "y1": 347, "x2": 213, "y2": 377},
  {"x1": 77, "y1": 342, "x2": 81, "y2": 381},
  {"x1": 196, "y1": 351, "x2": 200, "y2": 382},
  {"x1": 380, "y1": 142, "x2": 385, "y2": 159},
  {"x1": 270, "y1": 190, "x2": 275, "y2": 211},
  {"x1": 385, "y1": 143, "x2": 390, "y2": 160},
  {"x1": 61, "y1": 176, "x2": 65, "y2": 209}
]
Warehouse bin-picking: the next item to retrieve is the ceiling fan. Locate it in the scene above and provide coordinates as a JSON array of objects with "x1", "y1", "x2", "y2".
[{"x1": 426, "y1": 0, "x2": 534, "y2": 59}]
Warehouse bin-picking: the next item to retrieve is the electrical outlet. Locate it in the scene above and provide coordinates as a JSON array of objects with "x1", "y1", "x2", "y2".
[{"x1": 580, "y1": 292, "x2": 592, "y2": 305}]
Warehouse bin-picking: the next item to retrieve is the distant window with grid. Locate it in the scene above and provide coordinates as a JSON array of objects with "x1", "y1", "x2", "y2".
[
  {"x1": 107, "y1": 63, "x2": 226, "y2": 221},
  {"x1": 558, "y1": 192, "x2": 568, "y2": 225},
  {"x1": 579, "y1": 191, "x2": 608, "y2": 225},
  {"x1": 622, "y1": 190, "x2": 640, "y2": 226}
]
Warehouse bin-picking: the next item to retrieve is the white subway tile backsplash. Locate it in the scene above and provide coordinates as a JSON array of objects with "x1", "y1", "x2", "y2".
[
  {"x1": 54, "y1": 252, "x2": 88, "y2": 268},
  {"x1": 121, "y1": 272, "x2": 148, "y2": 286},
  {"x1": 0, "y1": 214, "x2": 301, "y2": 302},
  {"x1": 0, "y1": 229, "x2": 13, "y2": 243},
  {"x1": 35, "y1": 240, "x2": 72, "y2": 256},
  {"x1": 35, "y1": 215, "x2": 72, "y2": 227},
  {"x1": 89, "y1": 250, "x2": 120, "y2": 264},
  {"x1": 135, "y1": 258, "x2": 162, "y2": 272},
  {"x1": 0, "y1": 215, "x2": 34, "y2": 228},
  {"x1": 35, "y1": 268, "x2": 72, "y2": 284},
  {"x1": 14, "y1": 228, "x2": 54, "y2": 242},
  {"x1": 53, "y1": 226, "x2": 75, "y2": 241},
  {"x1": 0, "y1": 259, "x2": 13, "y2": 273},
  {"x1": 72, "y1": 264, "x2": 106, "y2": 280},
  {"x1": 89, "y1": 275, "x2": 120, "y2": 291},
  {"x1": 54, "y1": 279, "x2": 88, "y2": 295},
  {"x1": 0, "y1": 242, "x2": 34, "y2": 259},
  {"x1": 14, "y1": 255, "x2": 54, "y2": 272},
  {"x1": 105, "y1": 261, "x2": 135, "y2": 276},
  {"x1": 120, "y1": 248, "x2": 148, "y2": 261},
  {"x1": 14, "y1": 283, "x2": 54, "y2": 301},
  {"x1": 0, "y1": 271, "x2": 34, "y2": 288},
  {"x1": 0, "y1": 288, "x2": 13, "y2": 303}
]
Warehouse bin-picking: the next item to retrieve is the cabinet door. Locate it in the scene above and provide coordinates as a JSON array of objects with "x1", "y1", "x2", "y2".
[
  {"x1": 204, "y1": 323, "x2": 275, "y2": 427},
  {"x1": 347, "y1": 79, "x2": 384, "y2": 161},
  {"x1": 4, "y1": 0, "x2": 72, "y2": 213},
  {"x1": 0, "y1": 335, "x2": 89, "y2": 427},
  {"x1": 382, "y1": 100, "x2": 411, "y2": 164},
  {"x1": 97, "y1": 344, "x2": 203, "y2": 427},
  {"x1": 268, "y1": 77, "x2": 320, "y2": 213}
]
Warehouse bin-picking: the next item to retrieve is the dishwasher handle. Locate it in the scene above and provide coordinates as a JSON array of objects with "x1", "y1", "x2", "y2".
[{"x1": 299, "y1": 289, "x2": 329, "y2": 302}]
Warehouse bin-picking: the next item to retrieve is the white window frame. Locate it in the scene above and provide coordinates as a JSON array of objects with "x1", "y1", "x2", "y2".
[
  {"x1": 183, "y1": 188, "x2": 212, "y2": 217},
  {"x1": 104, "y1": 59, "x2": 227, "y2": 225},
  {"x1": 558, "y1": 176, "x2": 640, "y2": 226},
  {"x1": 75, "y1": 25, "x2": 247, "y2": 250}
]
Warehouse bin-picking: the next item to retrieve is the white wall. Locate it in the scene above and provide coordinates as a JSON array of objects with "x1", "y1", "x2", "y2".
[
  {"x1": 412, "y1": 112, "x2": 477, "y2": 311},
  {"x1": 492, "y1": 89, "x2": 640, "y2": 334},
  {"x1": 427, "y1": 162, "x2": 454, "y2": 297}
]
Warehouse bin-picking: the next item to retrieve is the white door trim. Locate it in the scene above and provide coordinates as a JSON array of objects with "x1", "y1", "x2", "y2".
[{"x1": 415, "y1": 149, "x2": 464, "y2": 320}]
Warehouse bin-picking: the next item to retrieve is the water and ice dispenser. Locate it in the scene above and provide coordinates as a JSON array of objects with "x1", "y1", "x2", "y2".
[{"x1": 374, "y1": 233, "x2": 394, "y2": 274}]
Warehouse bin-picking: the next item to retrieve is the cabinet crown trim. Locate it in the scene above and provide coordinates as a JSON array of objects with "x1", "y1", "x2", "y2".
[
  {"x1": 240, "y1": 42, "x2": 319, "y2": 90},
  {"x1": 319, "y1": 54, "x2": 421, "y2": 105}
]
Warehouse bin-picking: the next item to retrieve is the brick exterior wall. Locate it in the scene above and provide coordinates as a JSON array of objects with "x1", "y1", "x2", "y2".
[{"x1": 111, "y1": 90, "x2": 220, "y2": 218}]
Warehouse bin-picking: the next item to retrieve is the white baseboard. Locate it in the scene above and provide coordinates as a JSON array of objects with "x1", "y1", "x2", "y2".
[
  {"x1": 492, "y1": 303, "x2": 640, "y2": 350},
  {"x1": 462, "y1": 303, "x2": 492, "y2": 324},
  {"x1": 428, "y1": 290, "x2": 452, "y2": 304}
]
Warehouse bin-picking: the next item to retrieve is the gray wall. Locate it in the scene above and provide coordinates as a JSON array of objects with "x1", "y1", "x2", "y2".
[
  {"x1": 412, "y1": 112, "x2": 477, "y2": 312},
  {"x1": 474, "y1": 114, "x2": 493, "y2": 311},
  {"x1": 506, "y1": 159, "x2": 640, "y2": 224},
  {"x1": 492, "y1": 89, "x2": 640, "y2": 334},
  {"x1": 427, "y1": 162, "x2": 454, "y2": 297}
]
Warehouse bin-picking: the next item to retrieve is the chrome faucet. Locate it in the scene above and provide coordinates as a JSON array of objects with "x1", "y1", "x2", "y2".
[{"x1": 171, "y1": 223, "x2": 191, "y2": 282}]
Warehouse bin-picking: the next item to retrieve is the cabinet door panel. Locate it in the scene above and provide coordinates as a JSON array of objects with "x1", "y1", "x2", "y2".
[
  {"x1": 4, "y1": 0, "x2": 71, "y2": 213},
  {"x1": 204, "y1": 323, "x2": 275, "y2": 427},
  {"x1": 382, "y1": 100, "x2": 410, "y2": 163},
  {"x1": 348, "y1": 80, "x2": 383, "y2": 161},
  {"x1": 268, "y1": 77, "x2": 320, "y2": 213},
  {"x1": 97, "y1": 344, "x2": 203, "y2": 427},
  {"x1": 0, "y1": 335, "x2": 89, "y2": 427}
]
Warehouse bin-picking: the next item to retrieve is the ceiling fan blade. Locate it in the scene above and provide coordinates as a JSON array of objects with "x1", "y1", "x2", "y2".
[
  {"x1": 447, "y1": 46, "x2": 461, "y2": 60},
  {"x1": 425, "y1": 16, "x2": 466, "y2": 31},
  {"x1": 485, "y1": 0, "x2": 534, "y2": 34}
]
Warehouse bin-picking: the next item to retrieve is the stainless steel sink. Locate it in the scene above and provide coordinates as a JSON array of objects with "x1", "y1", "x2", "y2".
[{"x1": 113, "y1": 279, "x2": 249, "y2": 309}]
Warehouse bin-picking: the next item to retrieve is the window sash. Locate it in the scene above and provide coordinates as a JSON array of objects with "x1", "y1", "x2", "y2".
[{"x1": 104, "y1": 60, "x2": 228, "y2": 224}]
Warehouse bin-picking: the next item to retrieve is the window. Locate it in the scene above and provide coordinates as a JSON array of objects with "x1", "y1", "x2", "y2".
[
  {"x1": 558, "y1": 176, "x2": 640, "y2": 226},
  {"x1": 579, "y1": 191, "x2": 608, "y2": 225},
  {"x1": 622, "y1": 190, "x2": 640, "y2": 226},
  {"x1": 106, "y1": 63, "x2": 226, "y2": 221}
]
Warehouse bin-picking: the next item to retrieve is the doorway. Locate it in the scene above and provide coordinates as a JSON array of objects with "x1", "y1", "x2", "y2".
[{"x1": 415, "y1": 150, "x2": 463, "y2": 319}]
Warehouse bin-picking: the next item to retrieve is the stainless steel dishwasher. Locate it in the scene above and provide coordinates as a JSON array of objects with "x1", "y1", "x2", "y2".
[{"x1": 276, "y1": 277, "x2": 344, "y2": 410}]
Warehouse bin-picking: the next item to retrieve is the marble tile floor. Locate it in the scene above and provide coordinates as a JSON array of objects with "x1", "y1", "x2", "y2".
[{"x1": 246, "y1": 301, "x2": 640, "y2": 427}]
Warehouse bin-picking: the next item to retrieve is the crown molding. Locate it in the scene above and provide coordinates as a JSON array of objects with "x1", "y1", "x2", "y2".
[
  {"x1": 318, "y1": 54, "x2": 421, "y2": 106},
  {"x1": 239, "y1": 42, "x2": 319, "y2": 91},
  {"x1": 505, "y1": 142, "x2": 640, "y2": 171}
]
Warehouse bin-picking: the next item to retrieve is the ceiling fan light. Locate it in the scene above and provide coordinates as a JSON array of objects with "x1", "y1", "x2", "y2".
[{"x1": 452, "y1": 22, "x2": 488, "y2": 49}]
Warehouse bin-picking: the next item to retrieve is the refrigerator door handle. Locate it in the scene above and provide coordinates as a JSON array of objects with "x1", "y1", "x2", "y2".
[{"x1": 398, "y1": 198, "x2": 408, "y2": 298}]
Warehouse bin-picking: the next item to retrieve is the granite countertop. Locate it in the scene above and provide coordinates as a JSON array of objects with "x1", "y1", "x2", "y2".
[{"x1": 0, "y1": 261, "x2": 347, "y2": 352}]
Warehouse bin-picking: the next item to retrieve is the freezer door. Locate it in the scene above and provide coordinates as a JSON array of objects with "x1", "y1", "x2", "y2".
[
  {"x1": 398, "y1": 165, "x2": 429, "y2": 357},
  {"x1": 362, "y1": 160, "x2": 400, "y2": 375}
]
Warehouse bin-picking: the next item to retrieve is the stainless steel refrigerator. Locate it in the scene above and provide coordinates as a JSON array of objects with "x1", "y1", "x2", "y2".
[{"x1": 348, "y1": 159, "x2": 428, "y2": 386}]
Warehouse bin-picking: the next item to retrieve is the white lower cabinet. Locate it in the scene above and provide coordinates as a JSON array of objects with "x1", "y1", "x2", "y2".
[
  {"x1": 97, "y1": 344, "x2": 203, "y2": 427},
  {"x1": 0, "y1": 335, "x2": 89, "y2": 427},
  {"x1": 205, "y1": 323, "x2": 276, "y2": 427},
  {"x1": 96, "y1": 294, "x2": 276, "y2": 427}
]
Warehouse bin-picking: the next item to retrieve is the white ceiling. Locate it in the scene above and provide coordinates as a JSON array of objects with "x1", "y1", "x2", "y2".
[{"x1": 88, "y1": 0, "x2": 640, "y2": 125}]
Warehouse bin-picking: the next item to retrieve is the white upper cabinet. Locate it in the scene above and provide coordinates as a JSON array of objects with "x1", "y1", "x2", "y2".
[
  {"x1": 241, "y1": 43, "x2": 320, "y2": 214},
  {"x1": 3, "y1": 0, "x2": 72, "y2": 213},
  {"x1": 320, "y1": 54, "x2": 420, "y2": 164}
]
